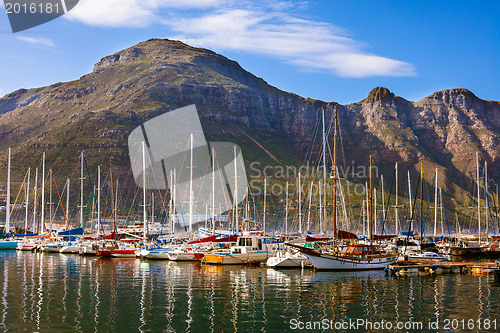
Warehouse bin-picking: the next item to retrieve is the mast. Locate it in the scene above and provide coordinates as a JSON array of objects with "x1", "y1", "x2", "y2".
[
  {"x1": 485, "y1": 161, "x2": 489, "y2": 235},
  {"x1": 114, "y1": 179, "x2": 118, "y2": 229},
  {"x1": 80, "y1": 152, "x2": 84, "y2": 227},
  {"x1": 322, "y1": 108, "x2": 327, "y2": 235},
  {"x1": 285, "y1": 181, "x2": 289, "y2": 235},
  {"x1": 169, "y1": 170, "x2": 173, "y2": 235},
  {"x1": 6, "y1": 148, "x2": 11, "y2": 234},
  {"x1": 151, "y1": 192, "x2": 155, "y2": 226},
  {"x1": 420, "y1": 162, "x2": 424, "y2": 238},
  {"x1": 263, "y1": 177, "x2": 267, "y2": 235},
  {"x1": 142, "y1": 142, "x2": 147, "y2": 240},
  {"x1": 439, "y1": 188, "x2": 444, "y2": 235},
  {"x1": 476, "y1": 152, "x2": 481, "y2": 241},
  {"x1": 381, "y1": 174, "x2": 386, "y2": 225},
  {"x1": 91, "y1": 186, "x2": 95, "y2": 232},
  {"x1": 307, "y1": 181, "x2": 313, "y2": 232},
  {"x1": 434, "y1": 167, "x2": 438, "y2": 238},
  {"x1": 408, "y1": 171, "x2": 412, "y2": 226},
  {"x1": 211, "y1": 147, "x2": 215, "y2": 235},
  {"x1": 298, "y1": 172, "x2": 302, "y2": 235},
  {"x1": 41, "y1": 152, "x2": 45, "y2": 233},
  {"x1": 395, "y1": 163, "x2": 399, "y2": 236},
  {"x1": 24, "y1": 168, "x2": 31, "y2": 234},
  {"x1": 66, "y1": 178, "x2": 70, "y2": 230},
  {"x1": 173, "y1": 169, "x2": 177, "y2": 235},
  {"x1": 49, "y1": 169, "x2": 53, "y2": 235},
  {"x1": 369, "y1": 156, "x2": 373, "y2": 244},
  {"x1": 233, "y1": 145, "x2": 238, "y2": 235},
  {"x1": 374, "y1": 188, "x2": 378, "y2": 235},
  {"x1": 189, "y1": 134, "x2": 194, "y2": 234},
  {"x1": 365, "y1": 181, "x2": 369, "y2": 238},
  {"x1": 97, "y1": 166, "x2": 100, "y2": 235},
  {"x1": 318, "y1": 180, "x2": 322, "y2": 233},
  {"x1": 33, "y1": 169, "x2": 38, "y2": 234},
  {"x1": 362, "y1": 199, "x2": 366, "y2": 238},
  {"x1": 333, "y1": 106, "x2": 338, "y2": 241}
]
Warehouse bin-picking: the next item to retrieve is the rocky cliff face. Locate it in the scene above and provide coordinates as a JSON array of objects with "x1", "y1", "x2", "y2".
[{"x1": 0, "y1": 39, "x2": 499, "y2": 204}]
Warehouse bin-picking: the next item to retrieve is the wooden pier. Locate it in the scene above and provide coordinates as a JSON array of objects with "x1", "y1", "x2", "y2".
[{"x1": 386, "y1": 260, "x2": 500, "y2": 277}]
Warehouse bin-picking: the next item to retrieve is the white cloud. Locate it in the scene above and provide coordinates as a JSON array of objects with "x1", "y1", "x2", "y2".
[
  {"x1": 65, "y1": 0, "x2": 222, "y2": 27},
  {"x1": 16, "y1": 36, "x2": 56, "y2": 47},
  {"x1": 64, "y1": 0, "x2": 416, "y2": 77},
  {"x1": 168, "y1": 10, "x2": 416, "y2": 77}
]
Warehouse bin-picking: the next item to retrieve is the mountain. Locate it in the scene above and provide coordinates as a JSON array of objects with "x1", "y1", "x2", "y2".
[{"x1": 0, "y1": 38, "x2": 499, "y2": 217}]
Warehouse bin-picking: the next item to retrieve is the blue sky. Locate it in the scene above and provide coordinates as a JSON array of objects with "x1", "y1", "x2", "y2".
[{"x1": 0, "y1": 0, "x2": 499, "y2": 104}]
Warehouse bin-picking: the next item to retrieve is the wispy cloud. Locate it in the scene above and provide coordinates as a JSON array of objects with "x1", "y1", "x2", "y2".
[
  {"x1": 65, "y1": 0, "x2": 222, "y2": 27},
  {"x1": 16, "y1": 36, "x2": 56, "y2": 47},
  {"x1": 65, "y1": 0, "x2": 416, "y2": 77}
]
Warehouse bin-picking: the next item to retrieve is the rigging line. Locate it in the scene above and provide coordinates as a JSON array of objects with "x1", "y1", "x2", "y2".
[
  {"x1": 100, "y1": 168, "x2": 117, "y2": 235},
  {"x1": 304, "y1": 111, "x2": 321, "y2": 164},
  {"x1": 422, "y1": 173, "x2": 436, "y2": 236},
  {"x1": 123, "y1": 149, "x2": 142, "y2": 222},
  {"x1": 173, "y1": 172, "x2": 187, "y2": 231},
  {"x1": 81, "y1": 191, "x2": 94, "y2": 229},
  {"x1": 380, "y1": 168, "x2": 396, "y2": 235},
  {"x1": 240, "y1": 130, "x2": 294, "y2": 169},
  {"x1": 52, "y1": 173, "x2": 70, "y2": 230},
  {"x1": 252, "y1": 180, "x2": 265, "y2": 222},
  {"x1": 273, "y1": 187, "x2": 287, "y2": 236},
  {"x1": 442, "y1": 194, "x2": 452, "y2": 237},
  {"x1": 482, "y1": 165, "x2": 495, "y2": 235},
  {"x1": 8, "y1": 168, "x2": 29, "y2": 220},
  {"x1": 404, "y1": 171, "x2": 421, "y2": 250},
  {"x1": 194, "y1": 140, "x2": 213, "y2": 227},
  {"x1": 214, "y1": 152, "x2": 232, "y2": 227},
  {"x1": 83, "y1": 157, "x2": 105, "y2": 235}
]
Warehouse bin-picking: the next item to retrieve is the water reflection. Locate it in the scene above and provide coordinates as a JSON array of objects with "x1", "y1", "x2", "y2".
[{"x1": 0, "y1": 251, "x2": 499, "y2": 332}]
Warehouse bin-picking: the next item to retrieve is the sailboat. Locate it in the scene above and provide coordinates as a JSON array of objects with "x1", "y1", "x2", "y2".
[
  {"x1": 289, "y1": 107, "x2": 398, "y2": 270},
  {"x1": 1, "y1": 148, "x2": 19, "y2": 250}
]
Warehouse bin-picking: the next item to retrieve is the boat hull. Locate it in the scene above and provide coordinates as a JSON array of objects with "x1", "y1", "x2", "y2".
[
  {"x1": 144, "y1": 250, "x2": 171, "y2": 260},
  {"x1": 203, "y1": 251, "x2": 273, "y2": 265},
  {"x1": 110, "y1": 252, "x2": 137, "y2": 258},
  {"x1": 304, "y1": 253, "x2": 398, "y2": 270},
  {"x1": 267, "y1": 256, "x2": 311, "y2": 268},
  {"x1": 60, "y1": 246, "x2": 80, "y2": 254},
  {"x1": 17, "y1": 243, "x2": 36, "y2": 251},
  {"x1": 42, "y1": 245, "x2": 63, "y2": 253},
  {"x1": 168, "y1": 252, "x2": 199, "y2": 261},
  {"x1": 97, "y1": 250, "x2": 136, "y2": 257},
  {"x1": 0, "y1": 241, "x2": 18, "y2": 250}
]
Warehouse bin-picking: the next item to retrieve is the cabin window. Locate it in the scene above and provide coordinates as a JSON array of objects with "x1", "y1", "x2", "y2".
[
  {"x1": 246, "y1": 238, "x2": 253, "y2": 246},
  {"x1": 238, "y1": 238, "x2": 245, "y2": 246},
  {"x1": 355, "y1": 247, "x2": 363, "y2": 252},
  {"x1": 258, "y1": 239, "x2": 262, "y2": 251}
]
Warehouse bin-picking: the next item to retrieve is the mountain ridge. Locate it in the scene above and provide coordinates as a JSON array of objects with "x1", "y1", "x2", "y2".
[{"x1": 0, "y1": 38, "x2": 499, "y2": 214}]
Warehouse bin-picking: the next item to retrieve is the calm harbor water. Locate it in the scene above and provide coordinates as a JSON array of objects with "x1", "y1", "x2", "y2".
[{"x1": 0, "y1": 251, "x2": 499, "y2": 332}]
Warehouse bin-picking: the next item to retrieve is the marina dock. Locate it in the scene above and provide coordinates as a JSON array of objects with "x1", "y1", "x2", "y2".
[{"x1": 387, "y1": 260, "x2": 500, "y2": 276}]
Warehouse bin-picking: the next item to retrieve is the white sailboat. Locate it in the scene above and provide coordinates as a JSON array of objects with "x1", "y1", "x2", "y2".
[
  {"x1": 0, "y1": 148, "x2": 18, "y2": 250},
  {"x1": 291, "y1": 107, "x2": 397, "y2": 270}
]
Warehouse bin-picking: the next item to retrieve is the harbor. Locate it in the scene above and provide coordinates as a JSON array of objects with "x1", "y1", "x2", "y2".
[
  {"x1": 1, "y1": 250, "x2": 500, "y2": 332},
  {"x1": 1, "y1": 2, "x2": 500, "y2": 330}
]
